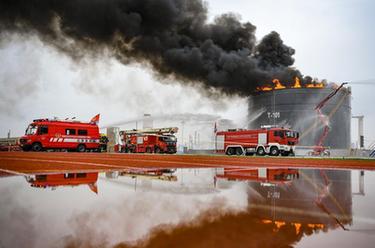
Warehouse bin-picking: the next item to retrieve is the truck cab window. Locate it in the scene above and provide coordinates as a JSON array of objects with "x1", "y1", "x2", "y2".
[
  {"x1": 65, "y1": 129, "x2": 76, "y2": 135},
  {"x1": 78, "y1": 129, "x2": 88, "y2": 135},
  {"x1": 38, "y1": 126, "x2": 48, "y2": 135},
  {"x1": 279, "y1": 131, "x2": 284, "y2": 138},
  {"x1": 36, "y1": 175, "x2": 47, "y2": 181},
  {"x1": 26, "y1": 125, "x2": 37, "y2": 135},
  {"x1": 274, "y1": 131, "x2": 281, "y2": 137},
  {"x1": 76, "y1": 173, "x2": 87, "y2": 178}
]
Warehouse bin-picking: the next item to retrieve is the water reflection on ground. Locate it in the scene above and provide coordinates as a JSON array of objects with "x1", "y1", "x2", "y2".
[{"x1": 0, "y1": 166, "x2": 374, "y2": 247}]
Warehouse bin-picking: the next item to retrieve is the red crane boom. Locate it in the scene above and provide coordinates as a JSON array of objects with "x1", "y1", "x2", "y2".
[{"x1": 310, "y1": 83, "x2": 347, "y2": 156}]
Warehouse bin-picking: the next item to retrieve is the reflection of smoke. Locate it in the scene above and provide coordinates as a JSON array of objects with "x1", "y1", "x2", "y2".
[
  {"x1": 63, "y1": 183, "x2": 248, "y2": 247},
  {"x1": 0, "y1": 183, "x2": 37, "y2": 248},
  {"x1": 115, "y1": 210, "x2": 304, "y2": 248}
]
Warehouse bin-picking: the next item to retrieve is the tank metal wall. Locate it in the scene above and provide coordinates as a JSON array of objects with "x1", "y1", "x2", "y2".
[{"x1": 248, "y1": 88, "x2": 351, "y2": 149}]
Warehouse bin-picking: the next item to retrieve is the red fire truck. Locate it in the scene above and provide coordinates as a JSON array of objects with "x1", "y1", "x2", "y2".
[
  {"x1": 216, "y1": 168, "x2": 299, "y2": 185},
  {"x1": 120, "y1": 127, "x2": 178, "y2": 154},
  {"x1": 19, "y1": 114, "x2": 101, "y2": 152},
  {"x1": 216, "y1": 126, "x2": 299, "y2": 156},
  {"x1": 25, "y1": 172, "x2": 98, "y2": 193}
]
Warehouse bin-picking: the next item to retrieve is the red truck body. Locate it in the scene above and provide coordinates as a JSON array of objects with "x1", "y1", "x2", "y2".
[
  {"x1": 216, "y1": 127, "x2": 299, "y2": 156},
  {"x1": 120, "y1": 128, "x2": 178, "y2": 154},
  {"x1": 216, "y1": 168, "x2": 299, "y2": 184},
  {"x1": 19, "y1": 116, "x2": 101, "y2": 152},
  {"x1": 26, "y1": 172, "x2": 98, "y2": 193}
]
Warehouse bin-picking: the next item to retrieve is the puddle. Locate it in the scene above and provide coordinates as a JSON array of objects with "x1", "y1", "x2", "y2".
[{"x1": 0, "y1": 167, "x2": 374, "y2": 247}]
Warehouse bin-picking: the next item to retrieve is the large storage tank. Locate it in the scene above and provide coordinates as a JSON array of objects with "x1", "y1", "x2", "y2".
[{"x1": 248, "y1": 87, "x2": 351, "y2": 150}]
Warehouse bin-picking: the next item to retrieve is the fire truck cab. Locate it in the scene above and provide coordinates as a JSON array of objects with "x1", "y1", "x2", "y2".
[
  {"x1": 216, "y1": 126, "x2": 299, "y2": 156},
  {"x1": 19, "y1": 115, "x2": 101, "y2": 152},
  {"x1": 120, "y1": 127, "x2": 178, "y2": 154}
]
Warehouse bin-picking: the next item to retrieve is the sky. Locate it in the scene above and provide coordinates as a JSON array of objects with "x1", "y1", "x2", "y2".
[{"x1": 0, "y1": 0, "x2": 374, "y2": 148}]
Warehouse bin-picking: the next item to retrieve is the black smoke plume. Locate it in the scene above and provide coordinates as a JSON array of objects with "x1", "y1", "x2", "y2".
[{"x1": 0, "y1": 0, "x2": 306, "y2": 96}]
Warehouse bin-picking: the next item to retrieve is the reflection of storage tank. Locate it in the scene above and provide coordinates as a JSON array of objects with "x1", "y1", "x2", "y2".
[
  {"x1": 248, "y1": 87, "x2": 351, "y2": 149},
  {"x1": 247, "y1": 169, "x2": 352, "y2": 229}
]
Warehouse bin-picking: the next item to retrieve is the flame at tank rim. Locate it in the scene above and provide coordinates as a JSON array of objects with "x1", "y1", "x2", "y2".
[
  {"x1": 254, "y1": 77, "x2": 350, "y2": 94},
  {"x1": 256, "y1": 77, "x2": 326, "y2": 92}
]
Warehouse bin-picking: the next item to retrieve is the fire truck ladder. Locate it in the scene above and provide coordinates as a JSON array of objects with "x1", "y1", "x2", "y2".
[
  {"x1": 120, "y1": 127, "x2": 178, "y2": 135},
  {"x1": 309, "y1": 83, "x2": 347, "y2": 156}
]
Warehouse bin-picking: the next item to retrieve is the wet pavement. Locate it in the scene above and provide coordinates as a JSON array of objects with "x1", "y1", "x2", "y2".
[{"x1": 1, "y1": 165, "x2": 375, "y2": 247}]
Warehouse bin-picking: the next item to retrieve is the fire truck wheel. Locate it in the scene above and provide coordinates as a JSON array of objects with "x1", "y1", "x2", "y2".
[
  {"x1": 256, "y1": 147, "x2": 265, "y2": 156},
  {"x1": 270, "y1": 146, "x2": 280, "y2": 156},
  {"x1": 226, "y1": 147, "x2": 234, "y2": 155},
  {"x1": 31, "y1": 143, "x2": 42, "y2": 152},
  {"x1": 235, "y1": 147, "x2": 243, "y2": 155},
  {"x1": 154, "y1": 147, "x2": 161, "y2": 154},
  {"x1": 77, "y1": 144, "x2": 86, "y2": 152}
]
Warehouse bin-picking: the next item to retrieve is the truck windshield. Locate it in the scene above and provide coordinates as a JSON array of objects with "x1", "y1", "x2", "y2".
[
  {"x1": 25, "y1": 125, "x2": 37, "y2": 135},
  {"x1": 163, "y1": 136, "x2": 177, "y2": 142},
  {"x1": 285, "y1": 131, "x2": 298, "y2": 138}
]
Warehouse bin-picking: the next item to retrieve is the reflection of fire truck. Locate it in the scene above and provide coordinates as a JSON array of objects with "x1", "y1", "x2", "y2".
[
  {"x1": 19, "y1": 114, "x2": 101, "y2": 152},
  {"x1": 216, "y1": 168, "x2": 299, "y2": 184},
  {"x1": 120, "y1": 169, "x2": 177, "y2": 181},
  {"x1": 216, "y1": 126, "x2": 299, "y2": 156},
  {"x1": 25, "y1": 172, "x2": 99, "y2": 194},
  {"x1": 119, "y1": 127, "x2": 178, "y2": 154}
]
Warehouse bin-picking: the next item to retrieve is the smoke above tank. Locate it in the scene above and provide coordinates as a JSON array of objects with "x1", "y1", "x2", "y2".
[{"x1": 0, "y1": 0, "x2": 311, "y2": 96}]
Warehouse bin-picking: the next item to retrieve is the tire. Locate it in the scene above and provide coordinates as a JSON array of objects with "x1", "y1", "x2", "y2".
[
  {"x1": 226, "y1": 147, "x2": 234, "y2": 155},
  {"x1": 256, "y1": 147, "x2": 265, "y2": 156},
  {"x1": 146, "y1": 147, "x2": 152, "y2": 153},
  {"x1": 77, "y1": 144, "x2": 86, "y2": 152},
  {"x1": 270, "y1": 146, "x2": 280, "y2": 156},
  {"x1": 31, "y1": 143, "x2": 42, "y2": 152},
  {"x1": 154, "y1": 147, "x2": 161, "y2": 154},
  {"x1": 235, "y1": 147, "x2": 243, "y2": 156}
]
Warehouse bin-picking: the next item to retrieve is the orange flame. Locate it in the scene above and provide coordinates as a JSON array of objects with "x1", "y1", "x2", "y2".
[
  {"x1": 292, "y1": 77, "x2": 302, "y2": 88},
  {"x1": 306, "y1": 82, "x2": 324, "y2": 88},
  {"x1": 274, "y1": 221, "x2": 286, "y2": 229},
  {"x1": 307, "y1": 223, "x2": 325, "y2": 229},
  {"x1": 256, "y1": 77, "x2": 327, "y2": 92},
  {"x1": 273, "y1": 79, "x2": 286, "y2": 89},
  {"x1": 256, "y1": 86, "x2": 273, "y2": 92},
  {"x1": 293, "y1": 223, "x2": 302, "y2": 235}
]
